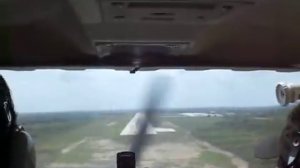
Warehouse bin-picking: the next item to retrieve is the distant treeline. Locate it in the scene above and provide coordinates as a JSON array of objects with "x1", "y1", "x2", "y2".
[
  {"x1": 18, "y1": 112, "x2": 102, "y2": 124},
  {"x1": 17, "y1": 105, "x2": 294, "y2": 124}
]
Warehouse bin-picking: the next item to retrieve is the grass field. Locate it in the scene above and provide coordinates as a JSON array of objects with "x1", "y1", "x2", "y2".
[
  {"x1": 20, "y1": 113, "x2": 133, "y2": 167},
  {"x1": 198, "y1": 151, "x2": 232, "y2": 168},
  {"x1": 18, "y1": 107, "x2": 291, "y2": 168},
  {"x1": 167, "y1": 112, "x2": 287, "y2": 168}
]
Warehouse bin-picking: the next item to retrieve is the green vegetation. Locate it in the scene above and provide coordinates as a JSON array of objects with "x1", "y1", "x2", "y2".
[
  {"x1": 21, "y1": 113, "x2": 133, "y2": 167},
  {"x1": 198, "y1": 151, "x2": 234, "y2": 168},
  {"x1": 56, "y1": 143, "x2": 91, "y2": 163},
  {"x1": 168, "y1": 111, "x2": 288, "y2": 168},
  {"x1": 19, "y1": 107, "x2": 290, "y2": 168}
]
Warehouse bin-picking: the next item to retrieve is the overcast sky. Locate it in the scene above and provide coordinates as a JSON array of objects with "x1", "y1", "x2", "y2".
[{"x1": 0, "y1": 69, "x2": 300, "y2": 113}]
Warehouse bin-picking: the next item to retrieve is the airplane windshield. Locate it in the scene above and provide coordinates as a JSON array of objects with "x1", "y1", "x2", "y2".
[{"x1": 2, "y1": 69, "x2": 300, "y2": 168}]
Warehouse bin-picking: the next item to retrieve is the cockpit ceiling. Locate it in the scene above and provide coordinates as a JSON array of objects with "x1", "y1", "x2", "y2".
[{"x1": 1, "y1": 0, "x2": 300, "y2": 70}]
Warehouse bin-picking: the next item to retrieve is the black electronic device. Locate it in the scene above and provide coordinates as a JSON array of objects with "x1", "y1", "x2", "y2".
[{"x1": 117, "y1": 151, "x2": 136, "y2": 168}]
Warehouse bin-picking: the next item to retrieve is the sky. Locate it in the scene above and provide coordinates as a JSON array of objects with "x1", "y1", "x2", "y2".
[{"x1": 1, "y1": 69, "x2": 300, "y2": 113}]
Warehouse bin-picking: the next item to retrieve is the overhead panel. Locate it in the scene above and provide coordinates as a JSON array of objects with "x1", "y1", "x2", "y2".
[{"x1": 100, "y1": 0, "x2": 255, "y2": 23}]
